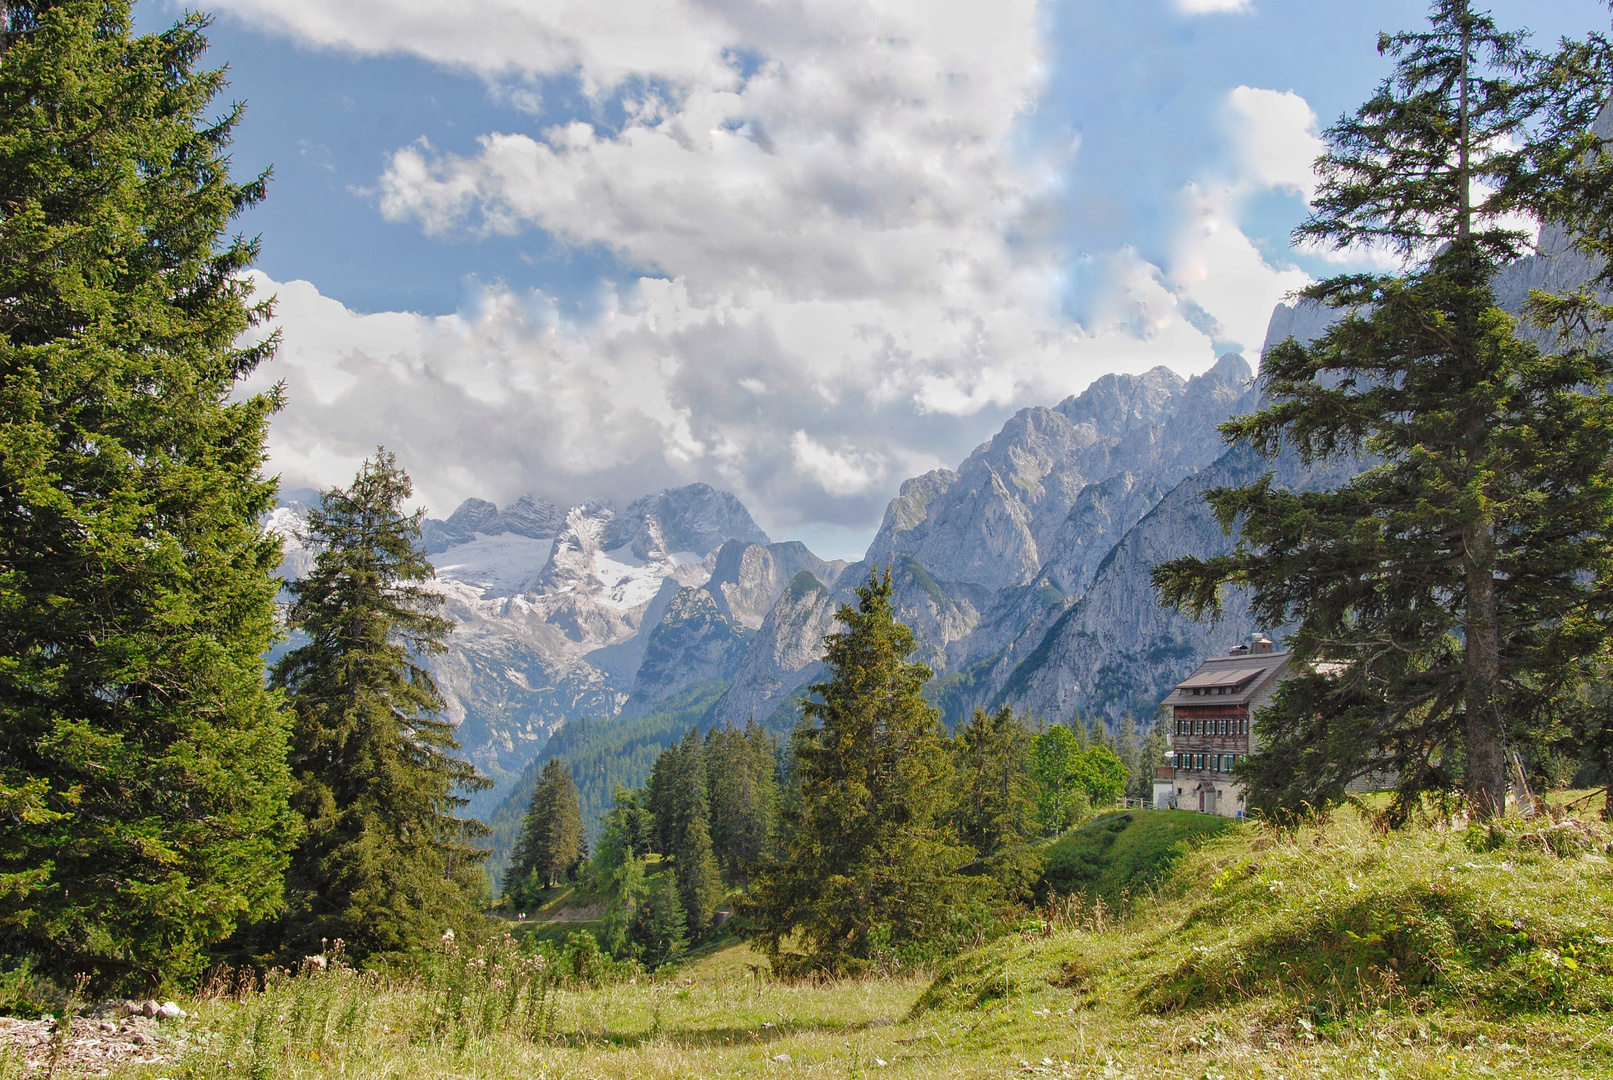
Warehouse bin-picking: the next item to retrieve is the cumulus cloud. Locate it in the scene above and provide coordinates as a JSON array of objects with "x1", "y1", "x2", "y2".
[{"x1": 219, "y1": 0, "x2": 1329, "y2": 549}]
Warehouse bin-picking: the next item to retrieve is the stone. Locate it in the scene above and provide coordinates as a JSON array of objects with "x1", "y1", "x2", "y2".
[
  {"x1": 140, "y1": 1000, "x2": 159, "y2": 1018},
  {"x1": 770, "y1": 1053, "x2": 791, "y2": 1063},
  {"x1": 156, "y1": 1002, "x2": 184, "y2": 1021}
]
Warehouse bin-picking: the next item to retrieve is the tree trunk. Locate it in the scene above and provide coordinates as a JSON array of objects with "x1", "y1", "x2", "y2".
[{"x1": 1464, "y1": 519, "x2": 1506, "y2": 818}]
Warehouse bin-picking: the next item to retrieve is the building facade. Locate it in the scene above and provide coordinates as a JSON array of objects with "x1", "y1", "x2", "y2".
[{"x1": 1152, "y1": 635, "x2": 1291, "y2": 817}]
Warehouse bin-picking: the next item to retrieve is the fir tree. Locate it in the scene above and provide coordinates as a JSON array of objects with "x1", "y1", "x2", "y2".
[
  {"x1": 952, "y1": 706, "x2": 1035, "y2": 857},
  {"x1": 0, "y1": 0, "x2": 298, "y2": 990},
  {"x1": 1132, "y1": 717, "x2": 1170, "y2": 804},
  {"x1": 508, "y1": 758, "x2": 584, "y2": 903},
  {"x1": 705, "y1": 720, "x2": 779, "y2": 889},
  {"x1": 1154, "y1": 1, "x2": 1613, "y2": 822},
  {"x1": 1114, "y1": 715, "x2": 1144, "y2": 801},
  {"x1": 645, "y1": 729, "x2": 722, "y2": 939},
  {"x1": 267, "y1": 453, "x2": 490, "y2": 962},
  {"x1": 631, "y1": 870, "x2": 688, "y2": 970},
  {"x1": 738, "y1": 570, "x2": 974, "y2": 974}
]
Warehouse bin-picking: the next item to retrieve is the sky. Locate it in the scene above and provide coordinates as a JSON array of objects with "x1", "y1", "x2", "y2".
[{"x1": 145, "y1": 0, "x2": 1610, "y2": 559}]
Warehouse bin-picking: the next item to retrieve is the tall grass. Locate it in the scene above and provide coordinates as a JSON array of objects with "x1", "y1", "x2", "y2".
[{"x1": 99, "y1": 804, "x2": 1613, "y2": 1080}]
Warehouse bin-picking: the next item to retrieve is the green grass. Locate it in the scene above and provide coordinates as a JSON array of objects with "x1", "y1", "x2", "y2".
[
  {"x1": 1037, "y1": 808, "x2": 1230, "y2": 908},
  {"x1": 97, "y1": 803, "x2": 1613, "y2": 1079}
]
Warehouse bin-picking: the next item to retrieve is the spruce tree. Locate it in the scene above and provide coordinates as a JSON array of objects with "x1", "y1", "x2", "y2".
[
  {"x1": 0, "y1": 0, "x2": 297, "y2": 989},
  {"x1": 645, "y1": 728, "x2": 722, "y2": 939},
  {"x1": 1154, "y1": 1, "x2": 1613, "y2": 822},
  {"x1": 267, "y1": 453, "x2": 490, "y2": 962},
  {"x1": 508, "y1": 758, "x2": 584, "y2": 902},
  {"x1": 631, "y1": 870, "x2": 688, "y2": 969},
  {"x1": 738, "y1": 570, "x2": 974, "y2": 974},
  {"x1": 952, "y1": 706, "x2": 1035, "y2": 857},
  {"x1": 952, "y1": 705, "x2": 1039, "y2": 901},
  {"x1": 705, "y1": 720, "x2": 779, "y2": 889}
]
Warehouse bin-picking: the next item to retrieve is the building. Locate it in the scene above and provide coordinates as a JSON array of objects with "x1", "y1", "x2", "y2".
[{"x1": 1153, "y1": 634, "x2": 1291, "y2": 817}]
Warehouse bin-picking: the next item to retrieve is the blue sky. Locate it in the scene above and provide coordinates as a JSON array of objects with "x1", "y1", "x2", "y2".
[{"x1": 150, "y1": 0, "x2": 1610, "y2": 558}]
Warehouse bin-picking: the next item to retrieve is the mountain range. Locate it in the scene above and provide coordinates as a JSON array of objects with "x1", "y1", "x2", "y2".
[
  {"x1": 264, "y1": 164, "x2": 1602, "y2": 883},
  {"x1": 271, "y1": 335, "x2": 1298, "y2": 880}
]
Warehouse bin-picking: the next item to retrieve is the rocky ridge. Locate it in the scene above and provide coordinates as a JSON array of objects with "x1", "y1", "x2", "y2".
[{"x1": 271, "y1": 482, "x2": 838, "y2": 816}]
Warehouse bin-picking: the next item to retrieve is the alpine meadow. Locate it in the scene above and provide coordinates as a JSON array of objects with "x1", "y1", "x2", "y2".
[{"x1": 8, "y1": 1, "x2": 1613, "y2": 1079}]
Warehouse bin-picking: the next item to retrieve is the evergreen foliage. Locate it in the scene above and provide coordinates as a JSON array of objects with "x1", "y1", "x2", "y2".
[
  {"x1": 704, "y1": 720, "x2": 780, "y2": 889},
  {"x1": 738, "y1": 570, "x2": 976, "y2": 974},
  {"x1": 631, "y1": 869, "x2": 688, "y2": 970},
  {"x1": 507, "y1": 758, "x2": 584, "y2": 906},
  {"x1": 0, "y1": 0, "x2": 297, "y2": 990},
  {"x1": 267, "y1": 453, "x2": 490, "y2": 962},
  {"x1": 952, "y1": 706, "x2": 1040, "y2": 901},
  {"x1": 484, "y1": 680, "x2": 727, "y2": 887},
  {"x1": 645, "y1": 728, "x2": 723, "y2": 940},
  {"x1": 952, "y1": 706, "x2": 1036, "y2": 857},
  {"x1": 1154, "y1": 1, "x2": 1613, "y2": 823}
]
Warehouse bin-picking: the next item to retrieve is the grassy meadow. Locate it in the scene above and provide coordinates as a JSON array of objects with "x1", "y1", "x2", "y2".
[{"x1": 63, "y1": 801, "x2": 1613, "y2": 1080}]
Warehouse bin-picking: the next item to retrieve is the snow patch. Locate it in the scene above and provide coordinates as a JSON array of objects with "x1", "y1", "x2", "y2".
[{"x1": 432, "y1": 535, "x2": 555, "y2": 596}]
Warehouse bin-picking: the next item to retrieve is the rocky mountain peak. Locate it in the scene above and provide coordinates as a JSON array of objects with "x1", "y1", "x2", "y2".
[
  {"x1": 498, "y1": 494, "x2": 564, "y2": 539},
  {"x1": 703, "y1": 540, "x2": 847, "y2": 629},
  {"x1": 605, "y1": 483, "x2": 770, "y2": 559},
  {"x1": 535, "y1": 502, "x2": 614, "y2": 593},
  {"x1": 447, "y1": 497, "x2": 501, "y2": 533},
  {"x1": 1055, "y1": 365, "x2": 1187, "y2": 435}
]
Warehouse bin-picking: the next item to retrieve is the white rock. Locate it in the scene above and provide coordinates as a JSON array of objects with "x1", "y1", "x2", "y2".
[
  {"x1": 770, "y1": 1052, "x2": 791, "y2": 1063},
  {"x1": 140, "y1": 1000, "x2": 159, "y2": 1018},
  {"x1": 157, "y1": 1001, "x2": 184, "y2": 1020}
]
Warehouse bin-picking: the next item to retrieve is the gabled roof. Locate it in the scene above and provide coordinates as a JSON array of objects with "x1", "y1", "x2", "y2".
[{"x1": 1161, "y1": 648, "x2": 1290, "y2": 708}]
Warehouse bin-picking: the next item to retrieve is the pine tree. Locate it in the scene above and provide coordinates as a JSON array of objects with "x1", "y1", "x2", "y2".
[
  {"x1": 508, "y1": 758, "x2": 584, "y2": 903},
  {"x1": 645, "y1": 729, "x2": 722, "y2": 939},
  {"x1": 738, "y1": 570, "x2": 974, "y2": 974},
  {"x1": 631, "y1": 870, "x2": 688, "y2": 969},
  {"x1": 952, "y1": 706, "x2": 1035, "y2": 857},
  {"x1": 952, "y1": 705, "x2": 1040, "y2": 901},
  {"x1": 0, "y1": 0, "x2": 298, "y2": 990},
  {"x1": 705, "y1": 720, "x2": 779, "y2": 889},
  {"x1": 267, "y1": 453, "x2": 490, "y2": 962},
  {"x1": 1154, "y1": 1, "x2": 1613, "y2": 822}
]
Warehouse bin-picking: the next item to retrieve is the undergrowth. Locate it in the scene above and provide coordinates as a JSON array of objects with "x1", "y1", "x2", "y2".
[{"x1": 91, "y1": 805, "x2": 1613, "y2": 1079}]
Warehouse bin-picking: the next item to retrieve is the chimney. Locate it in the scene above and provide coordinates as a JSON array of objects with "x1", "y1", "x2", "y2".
[{"x1": 1250, "y1": 633, "x2": 1274, "y2": 654}]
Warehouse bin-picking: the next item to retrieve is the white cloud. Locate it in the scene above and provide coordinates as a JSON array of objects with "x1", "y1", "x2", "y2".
[
  {"x1": 1176, "y1": 0, "x2": 1252, "y2": 13},
  {"x1": 219, "y1": 1, "x2": 1332, "y2": 542},
  {"x1": 790, "y1": 431, "x2": 886, "y2": 496},
  {"x1": 1227, "y1": 86, "x2": 1322, "y2": 197}
]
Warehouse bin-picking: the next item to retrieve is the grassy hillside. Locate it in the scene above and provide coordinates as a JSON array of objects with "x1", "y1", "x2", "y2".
[
  {"x1": 94, "y1": 801, "x2": 1613, "y2": 1079},
  {"x1": 1036, "y1": 809, "x2": 1230, "y2": 907}
]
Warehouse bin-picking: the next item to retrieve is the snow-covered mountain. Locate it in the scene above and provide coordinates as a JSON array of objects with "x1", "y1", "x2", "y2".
[{"x1": 270, "y1": 481, "x2": 842, "y2": 816}]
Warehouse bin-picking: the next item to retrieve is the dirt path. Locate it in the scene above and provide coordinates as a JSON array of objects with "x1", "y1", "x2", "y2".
[{"x1": 0, "y1": 1014, "x2": 185, "y2": 1077}]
